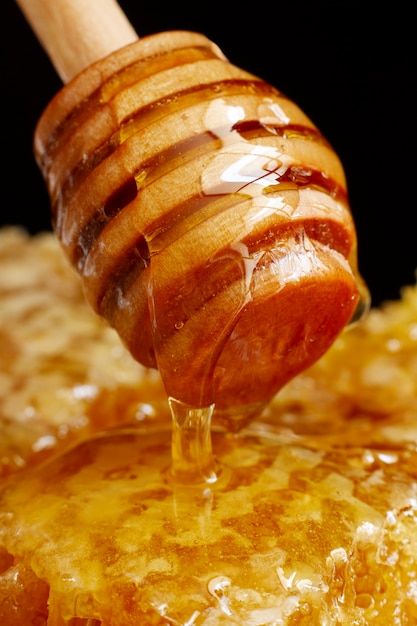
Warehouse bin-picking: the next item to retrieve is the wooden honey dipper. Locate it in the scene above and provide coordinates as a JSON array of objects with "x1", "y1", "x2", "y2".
[{"x1": 16, "y1": 0, "x2": 369, "y2": 418}]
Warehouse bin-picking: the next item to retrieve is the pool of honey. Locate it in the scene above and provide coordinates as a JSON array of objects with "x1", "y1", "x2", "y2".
[{"x1": 1, "y1": 418, "x2": 417, "y2": 625}]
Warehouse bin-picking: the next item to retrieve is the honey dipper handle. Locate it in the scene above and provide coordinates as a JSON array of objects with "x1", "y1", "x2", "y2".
[{"x1": 15, "y1": 0, "x2": 138, "y2": 83}]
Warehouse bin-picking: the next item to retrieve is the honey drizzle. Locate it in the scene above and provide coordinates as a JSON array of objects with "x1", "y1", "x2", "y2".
[{"x1": 168, "y1": 398, "x2": 219, "y2": 484}]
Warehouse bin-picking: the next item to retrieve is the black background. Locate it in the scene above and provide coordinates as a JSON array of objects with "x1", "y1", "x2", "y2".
[{"x1": 1, "y1": 1, "x2": 415, "y2": 307}]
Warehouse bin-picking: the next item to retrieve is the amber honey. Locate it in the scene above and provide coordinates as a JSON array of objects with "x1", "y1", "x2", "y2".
[
  {"x1": 2, "y1": 414, "x2": 417, "y2": 625},
  {"x1": 1, "y1": 230, "x2": 417, "y2": 624},
  {"x1": 34, "y1": 31, "x2": 368, "y2": 412}
]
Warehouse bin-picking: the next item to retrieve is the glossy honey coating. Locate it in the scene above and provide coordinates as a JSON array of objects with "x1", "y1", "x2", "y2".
[{"x1": 35, "y1": 31, "x2": 367, "y2": 410}]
